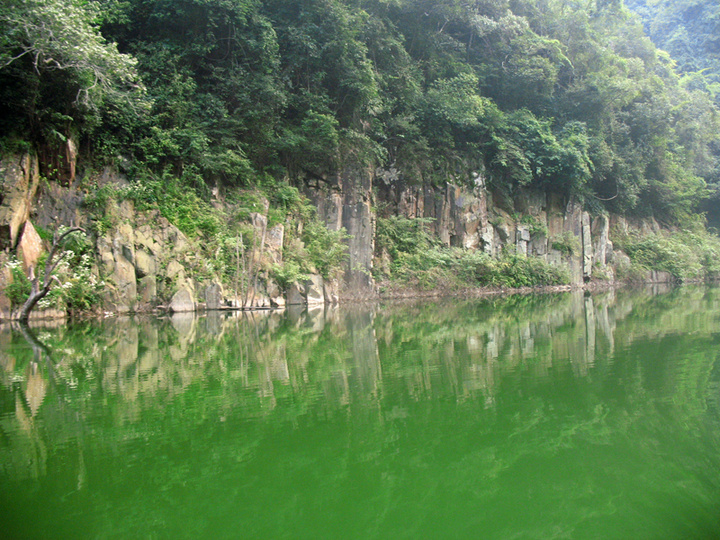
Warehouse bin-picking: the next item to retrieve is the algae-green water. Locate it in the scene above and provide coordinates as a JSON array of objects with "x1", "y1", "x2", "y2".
[{"x1": 2, "y1": 286, "x2": 720, "y2": 539}]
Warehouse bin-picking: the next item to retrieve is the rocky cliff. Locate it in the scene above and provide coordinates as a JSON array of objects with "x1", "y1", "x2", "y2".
[
  {"x1": 375, "y1": 172, "x2": 610, "y2": 284},
  {"x1": 0, "y1": 151, "x2": 676, "y2": 321}
]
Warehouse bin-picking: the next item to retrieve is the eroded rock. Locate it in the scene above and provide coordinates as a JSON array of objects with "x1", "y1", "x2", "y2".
[
  {"x1": 17, "y1": 221, "x2": 43, "y2": 273},
  {"x1": 0, "y1": 153, "x2": 40, "y2": 250},
  {"x1": 169, "y1": 282, "x2": 196, "y2": 313},
  {"x1": 205, "y1": 281, "x2": 224, "y2": 310},
  {"x1": 305, "y1": 274, "x2": 325, "y2": 305}
]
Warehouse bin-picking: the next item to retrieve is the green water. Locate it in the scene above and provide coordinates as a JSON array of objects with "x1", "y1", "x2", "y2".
[{"x1": 1, "y1": 286, "x2": 720, "y2": 539}]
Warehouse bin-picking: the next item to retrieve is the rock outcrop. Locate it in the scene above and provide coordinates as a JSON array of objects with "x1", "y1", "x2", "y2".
[
  {"x1": 375, "y1": 174, "x2": 615, "y2": 285},
  {"x1": 0, "y1": 153, "x2": 40, "y2": 250},
  {"x1": 306, "y1": 161, "x2": 376, "y2": 299},
  {"x1": 17, "y1": 221, "x2": 43, "y2": 274},
  {"x1": 0, "y1": 151, "x2": 678, "y2": 322}
]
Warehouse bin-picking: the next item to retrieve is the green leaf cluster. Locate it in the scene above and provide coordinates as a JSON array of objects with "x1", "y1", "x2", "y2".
[
  {"x1": 376, "y1": 216, "x2": 568, "y2": 290},
  {"x1": 615, "y1": 229, "x2": 720, "y2": 282},
  {"x1": 3, "y1": 0, "x2": 720, "y2": 229}
]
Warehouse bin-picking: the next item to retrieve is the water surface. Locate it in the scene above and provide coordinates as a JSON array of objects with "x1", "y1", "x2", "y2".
[{"x1": 1, "y1": 286, "x2": 720, "y2": 538}]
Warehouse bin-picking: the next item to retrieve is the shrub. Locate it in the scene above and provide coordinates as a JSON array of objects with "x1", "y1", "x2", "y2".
[
  {"x1": 36, "y1": 250, "x2": 104, "y2": 314},
  {"x1": 270, "y1": 261, "x2": 308, "y2": 291},
  {"x1": 376, "y1": 216, "x2": 436, "y2": 258},
  {"x1": 4, "y1": 258, "x2": 31, "y2": 308},
  {"x1": 303, "y1": 221, "x2": 350, "y2": 280},
  {"x1": 382, "y1": 246, "x2": 570, "y2": 290},
  {"x1": 614, "y1": 230, "x2": 713, "y2": 281},
  {"x1": 520, "y1": 214, "x2": 549, "y2": 237},
  {"x1": 551, "y1": 231, "x2": 580, "y2": 256}
]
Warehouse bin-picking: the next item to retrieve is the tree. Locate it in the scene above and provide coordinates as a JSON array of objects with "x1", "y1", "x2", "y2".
[
  {"x1": 0, "y1": 0, "x2": 139, "y2": 106},
  {"x1": 19, "y1": 227, "x2": 85, "y2": 323},
  {"x1": 0, "y1": 0, "x2": 143, "y2": 159}
]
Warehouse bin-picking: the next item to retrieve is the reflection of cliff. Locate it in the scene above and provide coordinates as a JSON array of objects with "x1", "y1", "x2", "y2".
[
  {"x1": 0, "y1": 286, "x2": 719, "y2": 483},
  {"x1": 373, "y1": 291, "x2": 619, "y2": 403},
  {"x1": 1, "y1": 287, "x2": 719, "y2": 414},
  {"x1": 1, "y1": 286, "x2": 719, "y2": 540}
]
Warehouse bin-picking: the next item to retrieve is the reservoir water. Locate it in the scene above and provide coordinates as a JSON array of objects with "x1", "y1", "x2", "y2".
[{"x1": 1, "y1": 286, "x2": 720, "y2": 538}]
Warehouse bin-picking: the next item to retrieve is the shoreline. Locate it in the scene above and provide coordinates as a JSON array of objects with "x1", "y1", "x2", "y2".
[
  {"x1": 373, "y1": 279, "x2": 624, "y2": 302},
  {"x1": 2, "y1": 277, "x2": 697, "y2": 326}
]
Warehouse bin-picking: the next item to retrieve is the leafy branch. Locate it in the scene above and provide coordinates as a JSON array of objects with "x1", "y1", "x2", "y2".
[{"x1": 19, "y1": 226, "x2": 85, "y2": 323}]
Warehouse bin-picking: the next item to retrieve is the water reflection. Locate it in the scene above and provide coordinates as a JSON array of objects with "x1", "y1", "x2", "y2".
[
  {"x1": 1, "y1": 286, "x2": 719, "y2": 538},
  {"x1": 2, "y1": 287, "x2": 720, "y2": 432}
]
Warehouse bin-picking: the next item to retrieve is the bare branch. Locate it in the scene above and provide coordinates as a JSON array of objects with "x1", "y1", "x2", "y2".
[{"x1": 0, "y1": 49, "x2": 31, "y2": 69}]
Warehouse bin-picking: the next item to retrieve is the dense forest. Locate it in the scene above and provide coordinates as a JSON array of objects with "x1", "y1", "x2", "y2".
[
  {"x1": 2, "y1": 0, "x2": 719, "y2": 226},
  {"x1": 627, "y1": 0, "x2": 720, "y2": 100}
]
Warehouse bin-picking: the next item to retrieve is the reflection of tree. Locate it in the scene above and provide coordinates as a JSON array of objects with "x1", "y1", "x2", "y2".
[
  {"x1": 0, "y1": 323, "x2": 52, "y2": 481},
  {"x1": 3, "y1": 286, "x2": 719, "y2": 428},
  {"x1": 0, "y1": 286, "x2": 719, "y2": 538}
]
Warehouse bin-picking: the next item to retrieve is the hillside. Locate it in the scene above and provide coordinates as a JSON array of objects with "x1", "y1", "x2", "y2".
[{"x1": 2, "y1": 0, "x2": 720, "y2": 318}]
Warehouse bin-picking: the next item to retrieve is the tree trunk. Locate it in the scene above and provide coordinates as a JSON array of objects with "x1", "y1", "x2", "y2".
[{"x1": 18, "y1": 227, "x2": 84, "y2": 323}]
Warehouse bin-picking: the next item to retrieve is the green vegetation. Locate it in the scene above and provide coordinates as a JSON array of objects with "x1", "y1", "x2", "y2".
[
  {"x1": 1, "y1": 0, "x2": 719, "y2": 227},
  {"x1": 376, "y1": 216, "x2": 568, "y2": 290},
  {"x1": 0, "y1": 0, "x2": 144, "y2": 179},
  {"x1": 3, "y1": 232, "x2": 104, "y2": 316},
  {"x1": 614, "y1": 229, "x2": 720, "y2": 282},
  {"x1": 82, "y1": 178, "x2": 347, "y2": 296},
  {"x1": 2, "y1": 0, "x2": 720, "y2": 300},
  {"x1": 4, "y1": 258, "x2": 31, "y2": 308},
  {"x1": 626, "y1": 0, "x2": 720, "y2": 101},
  {"x1": 551, "y1": 231, "x2": 581, "y2": 256},
  {"x1": 624, "y1": 0, "x2": 720, "y2": 226}
]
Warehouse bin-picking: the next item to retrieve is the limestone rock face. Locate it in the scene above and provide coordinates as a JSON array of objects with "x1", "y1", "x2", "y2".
[
  {"x1": 17, "y1": 221, "x2": 43, "y2": 273},
  {"x1": 516, "y1": 225, "x2": 530, "y2": 256},
  {"x1": 286, "y1": 281, "x2": 306, "y2": 306},
  {"x1": 166, "y1": 260, "x2": 185, "y2": 281},
  {"x1": 169, "y1": 282, "x2": 196, "y2": 312},
  {"x1": 204, "y1": 281, "x2": 224, "y2": 310},
  {"x1": 339, "y1": 165, "x2": 375, "y2": 296},
  {"x1": 134, "y1": 249, "x2": 156, "y2": 278},
  {"x1": 97, "y1": 229, "x2": 137, "y2": 313},
  {"x1": 91, "y1": 198, "x2": 200, "y2": 312},
  {"x1": 592, "y1": 215, "x2": 610, "y2": 268},
  {"x1": 380, "y1": 180, "x2": 489, "y2": 251},
  {"x1": 374, "y1": 179, "x2": 602, "y2": 285},
  {"x1": 138, "y1": 275, "x2": 157, "y2": 305},
  {"x1": 0, "y1": 253, "x2": 13, "y2": 320},
  {"x1": 305, "y1": 275, "x2": 325, "y2": 305},
  {"x1": 284, "y1": 275, "x2": 326, "y2": 306},
  {"x1": 33, "y1": 183, "x2": 86, "y2": 233},
  {"x1": 267, "y1": 279, "x2": 285, "y2": 308},
  {"x1": 0, "y1": 153, "x2": 40, "y2": 250},
  {"x1": 265, "y1": 225, "x2": 284, "y2": 264},
  {"x1": 109, "y1": 211, "x2": 138, "y2": 312},
  {"x1": 307, "y1": 161, "x2": 375, "y2": 299},
  {"x1": 323, "y1": 279, "x2": 339, "y2": 305},
  {"x1": 111, "y1": 254, "x2": 137, "y2": 313},
  {"x1": 648, "y1": 270, "x2": 674, "y2": 283},
  {"x1": 581, "y1": 211, "x2": 593, "y2": 280}
]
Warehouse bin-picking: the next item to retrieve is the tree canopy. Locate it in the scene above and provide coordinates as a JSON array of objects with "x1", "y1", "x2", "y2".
[
  {"x1": 0, "y1": 0, "x2": 143, "y2": 154},
  {"x1": 1, "y1": 0, "x2": 719, "y2": 226}
]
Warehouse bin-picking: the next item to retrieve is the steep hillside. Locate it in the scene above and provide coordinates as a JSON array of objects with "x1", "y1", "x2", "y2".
[
  {"x1": 625, "y1": 0, "x2": 720, "y2": 225},
  {"x1": 2, "y1": 0, "x2": 720, "y2": 319}
]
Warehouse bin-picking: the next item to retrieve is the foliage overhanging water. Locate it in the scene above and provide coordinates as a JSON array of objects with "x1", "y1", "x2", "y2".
[{"x1": 1, "y1": 286, "x2": 720, "y2": 539}]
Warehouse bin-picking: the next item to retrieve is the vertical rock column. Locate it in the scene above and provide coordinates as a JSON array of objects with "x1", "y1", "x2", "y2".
[
  {"x1": 340, "y1": 163, "x2": 375, "y2": 296},
  {"x1": 96, "y1": 201, "x2": 137, "y2": 313},
  {"x1": 310, "y1": 162, "x2": 376, "y2": 299},
  {"x1": 581, "y1": 211, "x2": 593, "y2": 281},
  {"x1": 0, "y1": 153, "x2": 40, "y2": 250}
]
